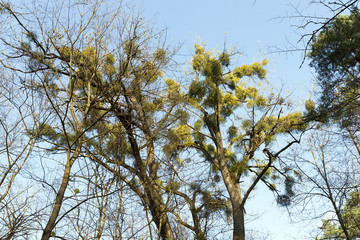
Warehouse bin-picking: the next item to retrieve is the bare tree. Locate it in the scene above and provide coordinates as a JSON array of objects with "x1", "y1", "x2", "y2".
[
  {"x1": 290, "y1": 126, "x2": 360, "y2": 239},
  {"x1": 0, "y1": 63, "x2": 44, "y2": 239}
]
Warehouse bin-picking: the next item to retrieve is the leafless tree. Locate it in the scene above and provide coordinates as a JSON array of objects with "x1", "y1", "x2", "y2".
[{"x1": 290, "y1": 126, "x2": 360, "y2": 239}]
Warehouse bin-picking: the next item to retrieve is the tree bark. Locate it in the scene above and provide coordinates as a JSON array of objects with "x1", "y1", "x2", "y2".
[
  {"x1": 115, "y1": 109, "x2": 174, "y2": 240},
  {"x1": 41, "y1": 149, "x2": 79, "y2": 240},
  {"x1": 212, "y1": 120, "x2": 245, "y2": 240},
  {"x1": 230, "y1": 187, "x2": 245, "y2": 240},
  {"x1": 144, "y1": 183, "x2": 174, "y2": 240}
]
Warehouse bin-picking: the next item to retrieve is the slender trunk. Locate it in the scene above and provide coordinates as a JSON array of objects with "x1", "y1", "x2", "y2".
[
  {"x1": 41, "y1": 149, "x2": 79, "y2": 240},
  {"x1": 333, "y1": 204, "x2": 351, "y2": 240},
  {"x1": 326, "y1": 182, "x2": 351, "y2": 240},
  {"x1": 219, "y1": 174, "x2": 245, "y2": 240},
  {"x1": 189, "y1": 202, "x2": 206, "y2": 240},
  {"x1": 4, "y1": 231, "x2": 15, "y2": 240},
  {"x1": 346, "y1": 126, "x2": 360, "y2": 156}
]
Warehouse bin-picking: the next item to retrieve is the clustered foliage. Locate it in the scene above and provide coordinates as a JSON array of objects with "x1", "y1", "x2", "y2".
[
  {"x1": 8, "y1": 0, "x2": 360, "y2": 239},
  {"x1": 164, "y1": 42, "x2": 306, "y2": 239}
]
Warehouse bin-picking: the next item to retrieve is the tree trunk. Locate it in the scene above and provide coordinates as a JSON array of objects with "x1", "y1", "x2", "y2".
[
  {"x1": 214, "y1": 138, "x2": 246, "y2": 239},
  {"x1": 231, "y1": 188, "x2": 245, "y2": 240},
  {"x1": 141, "y1": 177, "x2": 174, "y2": 240},
  {"x1": 212, "y1": 111, "x2": 245, "y2": 240},
  {"x1": 41, "y1": 150, "x2": 78, "y2": 240},
  {"x1": 116, "y1": 109, "x2": 175, "y2": 240},
  {"x1": 190, "y1": 201, "x2": 206, "y2": 240}
]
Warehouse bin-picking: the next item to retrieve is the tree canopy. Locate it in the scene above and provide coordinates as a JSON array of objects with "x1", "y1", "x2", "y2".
[
  {"x1": 308, "y1": 8, "x2": 360, "y2": 128},
  {"x1": 0, "y1": 1, "x2": 312, "y2": 240},
  {"x1": 168, "y1": 44, "x2": 306, "y2": 240}
]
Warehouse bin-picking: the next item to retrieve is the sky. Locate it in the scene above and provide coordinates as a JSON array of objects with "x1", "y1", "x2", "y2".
[
  {"x1": 131, "y1": 0, "x2": 332, "y2": 239},
  {"x1": 132, "y1": 0, "x2": 319, "y2": 96}
]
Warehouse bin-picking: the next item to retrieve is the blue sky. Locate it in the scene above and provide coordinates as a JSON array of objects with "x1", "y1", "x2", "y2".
[
  {"x1": 132, "y1": 0, "x2": 330, "y2": 239},
  {"x1": 133, "y1": 0, "x2": 317, "y2": 94}
]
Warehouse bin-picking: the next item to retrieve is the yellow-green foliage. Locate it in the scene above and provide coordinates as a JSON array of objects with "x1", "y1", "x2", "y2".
[
  {"x1": 165, "y1": 180, "x2": 180, "y2": 192},
  {"x1": 124, "y1": 40, "x2": 141, "y2": 57},
  {"x1": 189, "y1": 44, "x2": 270, "y2": 114},
  {"x1": 235, "y1": 84, "x2": 247, "y2": 101},
  {"x1": 255, "y1": 95, "x2": 267, "y2": 107},
  {"x1": 141, "y1": 61, "x2": 162, "y2": 83},
  {"x1": 238, "y1": 110, "x2": 304, "y2": 148},
  {"x1": 153, "y1": 48, "x2": 166, "y2": 61},
  {"x1": 224, "y1": 148, "x2": 236, "y2": 161},
  {"x1": 20, "y1": 41, "x2": 31, "y2": 51},
  {"x1": 186, "y1": 44, "x2": 306, "y2": 186},
  {"x1": 143, "y1": 102, "x2": 157, "y2": 113},
  {"x1": 164, "y1": 125, "x2": 194, "y2": 157},
  {"x1": 58, "y1": 46, "x2": 104, "y2": 91},
  {"x1": 229, "y1": 160, "x2": 248, "y2": 176},
  {"x1": 246, "y1": 87, "x2": 258, "y2": 98},
  {"x1": 193, "y1": 131, "x2": 206, "y2": 142},
  {"x1": 37, "y1": 124, "x2": 57, "y2": 139},
  {"x1": 319, "y1": 191, "x2": 360, "y2": 239},
  {"x1": 166, "y1": 78, "x2": 184, "y2": 106},
  {"x1": 155, "y1": 178, "x2": 163, "y2": 187},
  {"x1": 194, "y1": 44, "x2": 205, "y2": 54},
  {"x1": 175, "y1": 108, "x2": 190, "y2": 123},
  {"x1": 241, "y1": 119, "x2": 252, "y2": 130},
  {"x1": 102, "y1": 53, "x2": 116, "y2": 75},
  {"x1": 205, "y1": 144, "x2": 215, "y2": 154},
  {"x1": 203, "y1": 87, "x2": 223, "y2": 107},
  {"x1": 224, "y1": 72, "x2": 240, "y2": 84},
  {"x1": 58, "y1": 45, "x2": 73, "y2": 61},
  {"x1": 227, "y1": 125, "x2": 238, "y2": 141},
  {"x1": 276, "y1": 112, "x2": 305, "y2": 132},
  {"x1": 166, "y1": 79, "x2": 180, "y2": 98},
  {"x1": 192, "y1": 44, "x2": 211, "y2": 72},
  {"x1": 104, "y1": 53, "x2": 115, "y2": 64},
  {"x1": 223, "y1": 93, "x2": 238, "y2": 106},
  {"x1": 194, "y1": 119, "x2": 203, "y2": 130},
  {"x1": 188, "y1": 81, "x2": 207, "y2": 100},
  {"x1": 233, "y1": 61, "x2": 267, "y2": 79},
  {"x1": 175, "y1": 158, "x2": 184, "y2": 167},
  {"x1": 175, "y1": 125, "x2": 193, "y2": 147},
  {"x1": 203, "y1": 58, "x2": 223, "y2": 83},
  {"x1": 305, "y1": 99, "x2": 315, "y2": 111}
]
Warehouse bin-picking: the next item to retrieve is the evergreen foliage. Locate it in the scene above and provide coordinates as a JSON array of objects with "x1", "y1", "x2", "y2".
[{"x1": 308, "y1": 8, "x2": 360, "y2": 127}]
